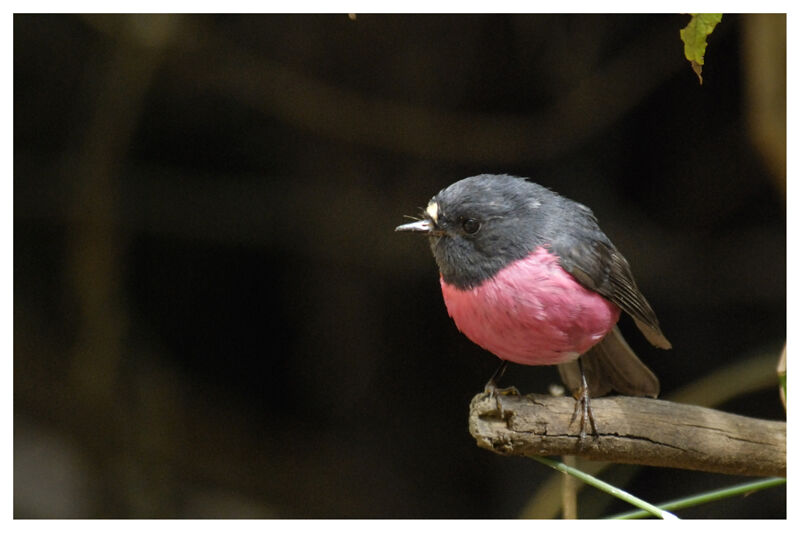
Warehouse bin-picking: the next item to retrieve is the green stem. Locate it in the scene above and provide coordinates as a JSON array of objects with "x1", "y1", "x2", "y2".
[
  {"x1": 532, "y1": 456, "x2": 678, "y2": 520},
  {"x1": 607, "y1": 477, "x2": 786, "y2": 519}
]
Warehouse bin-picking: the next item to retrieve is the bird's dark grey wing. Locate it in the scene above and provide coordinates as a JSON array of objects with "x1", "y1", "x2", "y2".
[{"x1": 549, "y1": 213, "x2": 672, "y2": 350}]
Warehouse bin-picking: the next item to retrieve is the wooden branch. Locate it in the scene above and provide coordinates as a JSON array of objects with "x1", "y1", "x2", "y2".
[{"x1": 468, "y1": 392, "x2": 785, "y2": 477}]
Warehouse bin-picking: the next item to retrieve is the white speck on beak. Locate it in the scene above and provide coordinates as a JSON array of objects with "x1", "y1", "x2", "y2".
[{"x1": 425, "y1": 201, "x2": 439, "y2": 224}]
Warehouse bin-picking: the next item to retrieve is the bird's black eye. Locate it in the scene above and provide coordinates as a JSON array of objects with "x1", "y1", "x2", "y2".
[{"x1": 462, "y1": 218, "x2": 481, "y2": 234}]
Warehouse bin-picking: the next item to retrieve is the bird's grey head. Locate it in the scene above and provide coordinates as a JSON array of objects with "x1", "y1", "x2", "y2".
[{"x1": 396, "y1": 174, "x2": 555, "y2": 289}]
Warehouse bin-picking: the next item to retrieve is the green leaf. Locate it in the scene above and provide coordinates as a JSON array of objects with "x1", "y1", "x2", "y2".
[{"x1": 680, "y1": 14, "x2": 723, "y2": 84}]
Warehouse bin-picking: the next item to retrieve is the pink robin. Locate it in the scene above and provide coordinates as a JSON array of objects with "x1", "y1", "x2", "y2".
[{"x1": 396, "y1": 174, "x2": 671, "y2": 438}]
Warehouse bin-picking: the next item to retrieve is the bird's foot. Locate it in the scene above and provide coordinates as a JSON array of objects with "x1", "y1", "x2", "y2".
[
  {"x1": 484, "y1": 382, "x2": 520, "y2": 419},
  {"x1": 569, "y1": 384, "x2": 598, "y2": 445}
]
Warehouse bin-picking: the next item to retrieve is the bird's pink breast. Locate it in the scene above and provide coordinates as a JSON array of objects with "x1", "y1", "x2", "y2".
[{"x1": 440, "y1": 247, "x2": 620, "y2": 366}]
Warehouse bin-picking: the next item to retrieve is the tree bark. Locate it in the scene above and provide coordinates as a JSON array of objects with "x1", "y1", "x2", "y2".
[{"x1": 468, "y1": 392, "x2": 785, "y2": 477}]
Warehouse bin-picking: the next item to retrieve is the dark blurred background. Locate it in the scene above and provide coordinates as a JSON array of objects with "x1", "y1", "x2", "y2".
[{"x1": 14, "y1": 14, "x2": 785, "y2": 518}]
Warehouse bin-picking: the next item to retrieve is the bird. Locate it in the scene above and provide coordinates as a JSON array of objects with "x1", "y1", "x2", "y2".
[{"x1": 396, "y1": 174, "x2": 671, "y2": 437}]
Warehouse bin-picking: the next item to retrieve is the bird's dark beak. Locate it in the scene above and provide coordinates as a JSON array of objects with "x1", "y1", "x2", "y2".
[{"x1": 395, "y1": 220, "x2": 433, "y2": 233}]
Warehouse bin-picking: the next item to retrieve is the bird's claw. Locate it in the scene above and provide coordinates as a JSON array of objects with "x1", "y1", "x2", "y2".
[
  {"x1": 569, "y1": 385, "x2": 598, "y2": 445},
  {"x1": 484, "y1": 383, "x2": 520, "y2": 419}
]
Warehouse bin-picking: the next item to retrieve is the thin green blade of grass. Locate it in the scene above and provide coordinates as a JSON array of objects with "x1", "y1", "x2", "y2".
[
  {"x1": 532, "y1": 456, "x2": 678, "y2": 520},
  {"x1": 606, "y1": 477, "x2": 786, "y2": 519}
]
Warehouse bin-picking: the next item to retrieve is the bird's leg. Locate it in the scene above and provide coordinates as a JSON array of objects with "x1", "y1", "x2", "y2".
[
  {"x1": 569, "y1": 358, "x2": 598, "y2": 441},
  {"x1": 484, "y1": 359, "x2": 508, "y2": 392},
  {"x1": 483, "y1": 360, "x2": 519, "y2": 418}
]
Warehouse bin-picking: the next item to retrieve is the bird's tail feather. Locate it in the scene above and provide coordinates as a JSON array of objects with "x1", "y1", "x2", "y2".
[{"x1": 557, "y1": 326, "x2": 660, "y2": 398}]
